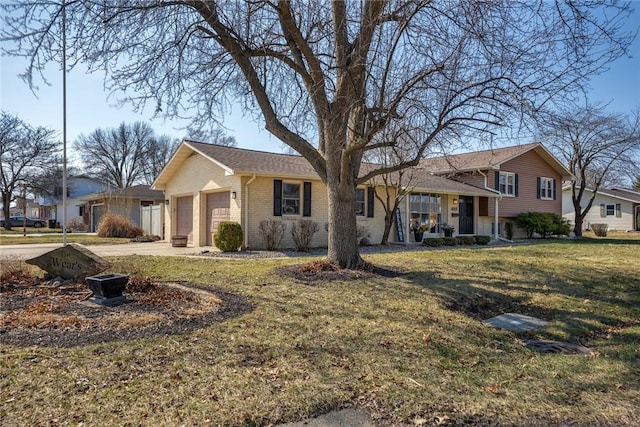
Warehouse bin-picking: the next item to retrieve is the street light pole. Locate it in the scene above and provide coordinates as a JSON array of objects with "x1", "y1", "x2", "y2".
[
  {"x1": 61, "y1": 0, "x2": 68, "y2": 246},
  {"x1": 21, "y1": 182, "x2": 27, "y2": 237}
]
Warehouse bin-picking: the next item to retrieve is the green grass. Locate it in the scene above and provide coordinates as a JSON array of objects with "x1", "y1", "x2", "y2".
[{"x1": 1, "y1": 237, "x2": 638, "y2": 426}]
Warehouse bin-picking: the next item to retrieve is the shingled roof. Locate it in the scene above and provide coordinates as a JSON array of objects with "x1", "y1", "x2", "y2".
[{"x1": 419, "y1": 142, "x2": 572, "y2": 180}]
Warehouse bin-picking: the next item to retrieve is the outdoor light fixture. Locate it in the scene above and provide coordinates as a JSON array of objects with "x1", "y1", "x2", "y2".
[
  {"x1": 165, "y1": 199, "x2": 170, "y2": 205},
  {"x1": 453, "y1": 198, "x2": 458, "y2": 205},
  {"x1": 231, "y1": 191, "x2": 237, "y2": 199}
]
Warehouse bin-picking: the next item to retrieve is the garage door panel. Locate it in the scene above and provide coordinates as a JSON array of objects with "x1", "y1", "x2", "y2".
[{"x1": 206, "y1": 192, "x2": 230, "y2": 246}]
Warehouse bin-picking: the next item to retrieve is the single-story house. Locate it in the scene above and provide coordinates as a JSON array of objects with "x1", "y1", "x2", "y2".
[
  {"x1": 82, "y1": 185, "x2": 165, "y2": 235},
  {"x1": 152, "y1": 140, "x2": 571, "y2": 249},
  {"x1": 562, "y1": 186, "x2": 640, "y2": 232}
]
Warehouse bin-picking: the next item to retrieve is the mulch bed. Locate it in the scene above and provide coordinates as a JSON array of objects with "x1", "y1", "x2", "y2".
[{"x1": 0, "y1": 277, "x2": 252, "y2": 348}]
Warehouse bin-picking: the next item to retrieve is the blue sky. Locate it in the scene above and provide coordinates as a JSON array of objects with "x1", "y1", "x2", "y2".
[{"x1": 1, "y1": 8, "x2": 638, "y2": 158}]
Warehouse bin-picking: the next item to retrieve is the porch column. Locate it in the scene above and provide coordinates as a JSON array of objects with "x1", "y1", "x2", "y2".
[
  {"x1": 494, "y1": 197, "x2": 499, "y2": 240},
  {"x1": 405, "y1": 194, "x2": 411, "y2": 246}
]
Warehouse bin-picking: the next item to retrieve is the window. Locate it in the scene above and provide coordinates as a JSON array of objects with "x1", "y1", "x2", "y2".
[
  {"x1": 606, "y1": 204, "x2": 615, "y2": 216},
  {"x1": 274, "y1": 180, "x2": 312, "y2": 217},
  {"x1": 410, "y1": 193, "x2": 442, "y2": 233},
  {"x1": 281, "y1": 182, "x2": 300, "y2": 215},
  {"x1": 498, "y1": 172, "x2": 516, "y2": 196},
  {"x1": 355, "y1": 188, "x2": 365, "y2": 216},
  {"x1": 539, "y1": 177, "x2": 554, "y2": 200}
]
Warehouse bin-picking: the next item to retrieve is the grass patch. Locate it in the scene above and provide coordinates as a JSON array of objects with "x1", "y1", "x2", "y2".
[
  {"x1": 1, "y1": 237, "x2": 638, "y2": 426},
  {"x1": 0, "y1": 234, "x2": 130, "y2": 245}
]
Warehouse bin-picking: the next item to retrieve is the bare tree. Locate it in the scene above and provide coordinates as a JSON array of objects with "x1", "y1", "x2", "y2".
[
  {"x1": 142, "y1": 134, "x2": 180, "y2": 185},
  {"x1": 0, "y1": 111, "x2": 58, "y2": 229},
  {"x1": 633, "y1": 176, "x2": 640, "y2": 191},
  {"x1": 75, "y1": 121, "x2": 158, "y2": 188},
  {"x1": 2, "y1": 1, "x2": 635, "y2": 267},
  {"x1": 538, "y1": 104, "x2": 640, "y2": 236},
  {"x1": 185, "y1": 125, "x2": 236, "y2": 147}
]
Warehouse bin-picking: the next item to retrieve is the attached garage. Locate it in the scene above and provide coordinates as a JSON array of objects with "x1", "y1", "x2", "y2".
[{"x1": 205, "y1": 192, "x2": 230, "y2": 246}]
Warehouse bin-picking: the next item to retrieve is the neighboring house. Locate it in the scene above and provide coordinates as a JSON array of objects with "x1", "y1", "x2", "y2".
[
  {"x1": 153, "y1": 140, "x2": 564, "y2": 249},
  {"x1": 419, "y1": 142, "x2": 573, "y2": 237},
  {"x1": 562, "y1": 186, "x2": 640, "y2": 232},
  {"x1": 82, "y1": 185, "x2": 165, "y2": 235},
  {"x1": 34, "y1": 176, "x2": 110, "y2": 227}
]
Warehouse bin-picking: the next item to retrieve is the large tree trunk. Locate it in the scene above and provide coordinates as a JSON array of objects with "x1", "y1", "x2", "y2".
[
  {"x1": 326, "y1": 182, "x2": 362, "y2": 268},
  {"x1": 2, "y1": 192, "x2": 12, "y2": 230},
  {"x1": 574, "y1": 215, "x2": 584, "y2": 237}
]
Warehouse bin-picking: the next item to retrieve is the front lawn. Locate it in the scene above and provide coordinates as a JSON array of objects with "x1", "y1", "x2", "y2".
[
  {"x1": 1, "y1": 237, "x2": 638, "y2": 426},
  {"x1": 0, "y1": 233, "x2": 130, "y2": 245}
]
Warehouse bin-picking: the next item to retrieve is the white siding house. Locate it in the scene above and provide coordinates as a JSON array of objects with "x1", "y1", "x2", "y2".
[{"x1": 562, "y1": 187, "x2": 640, "y2": 232}]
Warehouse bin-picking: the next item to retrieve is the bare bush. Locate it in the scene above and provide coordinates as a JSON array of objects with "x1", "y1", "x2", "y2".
[
  {"x1": 97, "y1": 214, "x2": 143, "y2": 238},
  {"x1": 291, "y1": 220, "x2": 319, "y2": 252},
  {"x1": 66, "y1": 216, "x2": 87, "y2": 232},
  {"x1": 258, "y1": 220, "x2": 287, "y2": 251},
  {"x1": 591, "y1": 223, "x2": 608, "y2": 237}
]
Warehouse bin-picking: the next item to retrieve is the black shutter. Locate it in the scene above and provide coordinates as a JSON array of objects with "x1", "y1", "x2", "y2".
[
  {"x1": 536, "y1": 177, "x2": 541, "y2": 199},
  {"x1": 273, "y1": 180, "x2": 282, "y2": 216},
  {"x1": 514, "y1": 174, "x2": 519, "y2": 197},
  {"x1": 303, "y1": 182, "x2": 312, "y2": 217},
  {"x1": 367, "y1": 186, "x2": 375, "y2": 218},
  {"x1": 553, "y1": 179, "x2": 557, "y2": 200},
  {"x1": 495, "y1": 171, "x2": 500, "y2": 192}
]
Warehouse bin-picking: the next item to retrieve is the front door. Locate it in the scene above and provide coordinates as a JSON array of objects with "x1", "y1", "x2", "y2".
[
  {"x1": 458, "y1": 196, "x2": 474, "y2": 234},
  {"x1": 176, "y1": 196, "x2": 194, "y2": 244},
  {"x1": 206, "y1": 192, "x2": 230, "y2": 246}
]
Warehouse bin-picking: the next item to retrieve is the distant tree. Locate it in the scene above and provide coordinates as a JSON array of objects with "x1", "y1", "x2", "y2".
[
  {"x1": 142, "y1": 134, "x2": 179, "y2": 185},
  {"x1": 75, "y1": 121, "x2": 174, "y2": 188},
  {"x1": 0, "y1": 111, "x2": 58, "y2": 229},
  {"x1": 633, "y1": 176, "x2": 640, "y2": 191},
  {"x1": 30, "y1": 161, "x2": 81, "y2": 201},
  {"x1": 538, "y1": 104, "x2": 640, "y2": 236},
  {"x1": 3, "y1": 1, "x2": 635, "y2": 267},
  {"x1": 185, "y1": 125, "x2": 236, "y2": 147}
]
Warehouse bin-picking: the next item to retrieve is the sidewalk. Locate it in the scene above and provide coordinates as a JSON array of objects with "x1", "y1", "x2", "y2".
[{"x1": 0, "y1": 241, "x2": 197, "y2": 259}]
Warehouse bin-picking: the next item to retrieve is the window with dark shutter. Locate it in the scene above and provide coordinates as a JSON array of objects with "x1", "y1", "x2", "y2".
[
  {"x1": 367, "y1": 186, "x2": 375, "y2": 218},
  {"x1": 273, "y1": 180, "x2": 282, "y2": 216},
  {"x1": 514, "y1": 174, "x2": 519, "y2": 197},
  {"x1": 303, "y1": 182, "x2": 312, "y2": 217},
  {"x1": 536, "y1": 177, "x2": 541, "y2": 199}
]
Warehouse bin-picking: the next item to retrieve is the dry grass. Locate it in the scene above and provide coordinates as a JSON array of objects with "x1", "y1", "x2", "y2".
[
  {"x1": 96, "y1": 213, "x2": 144, "y2": 238},
  {"x1": 1, "y1": 236, "x2": 638, "y2": 426}
]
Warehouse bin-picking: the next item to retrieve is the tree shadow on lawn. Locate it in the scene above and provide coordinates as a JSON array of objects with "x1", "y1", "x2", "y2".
[{"x1": 408, "y1": 264, "x2": 639, "y2": 361}]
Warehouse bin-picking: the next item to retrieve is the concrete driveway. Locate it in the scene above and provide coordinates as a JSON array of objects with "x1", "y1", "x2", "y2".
[{"x1": 0, "y1": 241, "x2": 198, "y2": 260}]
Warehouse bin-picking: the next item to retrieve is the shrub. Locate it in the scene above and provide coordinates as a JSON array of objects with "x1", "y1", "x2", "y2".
[
  {"x1": 423, "y1": 237, "x2": 444, "y2": 247},
  {"x1": 67, "y1": 216, "x2": 87, "y2": 232},
  {"x1": 258, "y1": 220, "x2": 287, "y2": 251},
  {"x1": 461, "y1": 236, "x2": 475, "y2": 245},
  {"x1": 474, "y1": 235, "x2": 491, "y2": 245},
  {"x1": 291, "y1": 219, "x2": 319, "y2": 251},
  {"x1": 97, "y1": 214, "x2": 143, "y2": 238},
  {"x1": 515, "y1": 212, "x2": 570, "y2": 239},
  {"x1": 442, "y1": 237, "x2": 458, "y2": 246},
  {"x1": 504, "y1": 221, "x2": 514, "y2": 240},
  {"x1": 591, "y1": 223, "x2": 608, "y2": 237},
  {"x1": 214, "y1": 222, "x2": 243, "y2": 252}
]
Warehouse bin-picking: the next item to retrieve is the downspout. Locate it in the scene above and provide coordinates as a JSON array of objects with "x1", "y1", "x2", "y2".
[
  {"x1": 477, "y1": 170, "x2": 504, "y2": 241},
  {"x1": 243, "y1": 174, "x2": 257, "y2": 248}
]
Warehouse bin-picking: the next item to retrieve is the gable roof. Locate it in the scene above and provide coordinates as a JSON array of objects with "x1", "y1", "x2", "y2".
[
  {"x1": 153, "y1": 140, "x2": 318, "y2": 189},
  {"x1": 411, "y1": 172, "x2": 499, "y2": 197},
  {"x1": 563, "y1": 186, "x2": 640, "y2": 203},
  {"x1": 419, "y1": 142, "x2": 572, "y2": 180}
]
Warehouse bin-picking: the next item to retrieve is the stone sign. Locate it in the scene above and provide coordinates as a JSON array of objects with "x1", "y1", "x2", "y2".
[{"x1": 26, "y1": 244, "x2": 108, "y2": 280}]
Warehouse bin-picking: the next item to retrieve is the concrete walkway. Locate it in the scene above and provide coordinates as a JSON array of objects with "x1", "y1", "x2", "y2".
[{"x1": 0, "y1": 241, "x2": 198, "y2": 260}]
